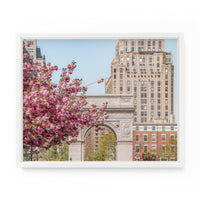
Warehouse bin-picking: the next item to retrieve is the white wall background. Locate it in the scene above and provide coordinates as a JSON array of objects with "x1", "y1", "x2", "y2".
[{"x1": 0, "y1": 0, "x2": 199, "y2": 199}]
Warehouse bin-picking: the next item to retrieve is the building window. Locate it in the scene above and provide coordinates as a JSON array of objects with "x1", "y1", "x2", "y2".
[
  {"x1": 151, "y1": 105, "x2": 154, "y2": 110},
  {"x1": 162, "y1": 145, "x2": 166, "y2": 152},
  {"x1": 165, "y1": 105, "x2": 168, "y2": 110},
  {"x1": 144, "y1": 126, "x2": 147, "y2": 130},
  {"x1": 114, "y1": 75, "x2": 116, "y2": 79},
  {"x1": 136, "y1": 134, "x2": 140, "y2": 142},
  {"x1": 136, "y1": 126, "x2": 139, "y2": 130},
  {"x1": 165, "y1": 87, "x2": 168, "y2": 92},
  {"x1": 158, "y1": 81, "x2": 161, "y2": 86},
  {"x1": 127, "y1": 63, "x2": 129, "y2": 67},
  {"x1": 120, "y1": 87, "x2": 123, "y2": 91},
  {"x1": 159, "y1": 41, "x2": 162, "y2": 46},
  {"x1": 165, "y1": 93, "x2": 168, "y2": 98},
  {"x1": 127, "y1": 80, "x2": 130, "y2": 85},
  {"x1": 136, "y1": 145, "x2": 140, "y2": 153},
  {"x1": 152, "y1": 145, "x2": 156, "y2": 153},
  {"x1": 144, "y1": 145, "x2": 148, "y2": 153},
  {"x1": 165, "y1": 68, "x2": 168, "y2": 73},
  {"x1": 114, "y1": 68, "x2": 116, "y2": 73},
  {"x1": 143, "y1": 58, "x2": 145, "y2": 62},
  {"x1": 132, "y1": 47, "x2": 134, "y2": 51},
  {"x1": 158, "y1": 93, "x2": 161, "y2": 98},
  {"x1": 126, "y1": 48, "x2": 127, "y2": 52},
  {"x1": 134, "y1": 87, "x2": 137, "y2": 92},
  {"x1": 151, "y1": 93, "x2": 154, "y2": 98},
  {"x1": 158, "y1": 112, "x2": 161, "y2": 117},
  {"x1": 127, "y1": 87, "x2": 130, "y2": 91},
  {"x1": 165, "y1": 81, "x2": 168, "y2": 85},
  {"x1": 162, "y1": 134, "x2": 166, "y2": 142},
  {"x1": 120, "y1": 74, "x2": 123, "y2": 79},
  {"x1": 165, "y1": 74, "x2": 168, "y2": 79},
  {"x1": 149, "y1": 58, "x2": 152, "y2": 62},
  {"x1": 157, "y1": 63, "x2": 160, "y2": 67},
  {"x1": 153, "y1": 41, "x2": 155, "y2": 46},
  {"x1": 170, "y1": 145, "x2": 175, "y2": 153},
  {"x1": 27, "y1": 41, "x2": 34, "y2": 45},
  {"x1": 153, "y1": 48, "x2": 155, "y2": 51},
  {"x1": 165, "y1": 112, "x2": 168, "y2": 116},
  {"x1": 134, "y1": 93, "x2": 137, "y2": 98},
  {"x1": 126, "y1": 41, "x2": 127, "y2": 46},
  {"x1": 140, "y1": 58, "x2": 142, "y2": 62},
  {"x1": 152, "y1": 134, "x2": 156, "y2": 142},
  {"x1": 132, "y1": 41, "x2": 134, "y2": 45},
  {"x1": 27, "y1": 49, "x2": 34, "y2": 52},
  {"x1": 165, "y1": 100, "x2": 168, "y2": 104},
  {"x1": 169, "y1": 58, "x2": 171, "y2": 62},
  {"x1": 170, "y1": 134, "x2": 175, "y2": 140},
  {"x1": 120, "y1": 68, "x2": 123, "y2": 73},
  {"x1": 120, "y1": 80, "x2": 123, "y2": 85},
  {"x1": 141, "y1": 41, "x2": 144, "y2": 46},
  {"x1": 134, "y1": 81, "x2": 137, "y2": 85},
  {"x1": 152, "y1": 126, "x2": 155, "y2": 130},
  {"x1": 157, "y1": 57, "x2": 160, "y2": 61},
  {"x1": 158, "y1": 105, "x2": 161, "y2": 110},
  {"x1": 148, "y1": 41, "x2": 151, "y2": 46},
  {"x1": 144, "y1": 134, "x2": 148, "y2": 142},
  {"x1": 134, "y1": 118, "x2": 137, "y2": 122}
]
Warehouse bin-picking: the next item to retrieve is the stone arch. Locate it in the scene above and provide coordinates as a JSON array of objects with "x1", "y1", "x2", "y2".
[
  {"x1": 68, "y1": 94, "x2": 135, "y2": 161},
  {"x1": 81, "y1": 122, "x2": 119, "y2": 142}
]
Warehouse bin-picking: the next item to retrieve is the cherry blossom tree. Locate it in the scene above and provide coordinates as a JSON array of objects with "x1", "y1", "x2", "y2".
[{"x1": 23, "y1": 42, "x2": 108, "y2": 150}]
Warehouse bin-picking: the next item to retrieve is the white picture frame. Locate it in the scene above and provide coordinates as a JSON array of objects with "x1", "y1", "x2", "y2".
[{"x1": 16, "y1": 33, "x2": 184, "y2": 168}]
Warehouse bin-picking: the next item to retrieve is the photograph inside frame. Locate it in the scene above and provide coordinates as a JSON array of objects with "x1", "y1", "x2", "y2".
[{"x1": 23, "y1": 38, "x2": 178, "y2": 162}]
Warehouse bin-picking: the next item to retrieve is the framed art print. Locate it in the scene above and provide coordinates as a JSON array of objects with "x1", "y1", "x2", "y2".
[{"x1": 16, "y1": 33, "x2": 184, "y2": 168}]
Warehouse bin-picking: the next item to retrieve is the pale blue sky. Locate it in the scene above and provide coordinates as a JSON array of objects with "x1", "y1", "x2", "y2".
[{"x1": 37, "y1": 39, "x2": 178, "y2": 120}]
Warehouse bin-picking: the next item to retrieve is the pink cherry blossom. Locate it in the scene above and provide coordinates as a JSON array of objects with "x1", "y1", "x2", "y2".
[
  {"x1": 104, "y1": 131, "x2": 109, "y2": 135},
  {"x1": 23, "y1": 42, "x2": 108, "y2": 149}
]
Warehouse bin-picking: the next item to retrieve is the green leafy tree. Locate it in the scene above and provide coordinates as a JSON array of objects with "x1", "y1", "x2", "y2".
[
  {"x1": 93, "y1": 131, "x2": 116, "y2": 161},
  {"x1": 39, "y1": 142, "x2": 69, "y2": 161},
  {"x1": 159, "y1": 136, "x2": 177, "y2": 161}
]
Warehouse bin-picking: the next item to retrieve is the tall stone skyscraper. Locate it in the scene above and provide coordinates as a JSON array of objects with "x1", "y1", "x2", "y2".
[{"x1": 105, "y1": 39, "x2": 175, "y2": 124}]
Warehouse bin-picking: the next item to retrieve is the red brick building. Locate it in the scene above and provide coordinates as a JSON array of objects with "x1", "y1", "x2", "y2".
[{"x1": 133, "y1": 124, "x2": 177, "y2": 161}]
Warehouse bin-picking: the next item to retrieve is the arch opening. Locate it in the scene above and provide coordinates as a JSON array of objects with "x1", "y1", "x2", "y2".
[{"x1": 84, "y1": 125, "x2": 117, "y2": 161}]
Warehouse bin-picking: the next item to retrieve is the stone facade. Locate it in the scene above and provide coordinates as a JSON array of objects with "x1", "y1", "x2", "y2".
[{"x1": 105, "y1": 39, "x2": 175, "y2": 124}]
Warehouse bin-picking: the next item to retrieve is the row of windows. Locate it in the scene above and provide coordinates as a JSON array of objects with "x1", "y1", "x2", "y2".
[
  {"x1": 134, "y1": 99, "x2": 168, "y2": 104},
  {"x1": 136, "y1": 134, "x2": 175, "y2": 142},
  {"x1": 115, "y1": 79, "x2": 170, "y2": 87},
  {"x1": 125, "y1": 40, "x2": 162, "y2": 46},
  {"x1": 123, "y1": 47, "x2": 162, "y2": 53},
  {"x1": 135, "y1": 144, "x2": 175, "y2": 153},
  {"x1": 121, "y1": 57, "x2": 162, "y2": 63},
  {"x1": 135, "y1": 126, "x2": 175, "y2": 131}
]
